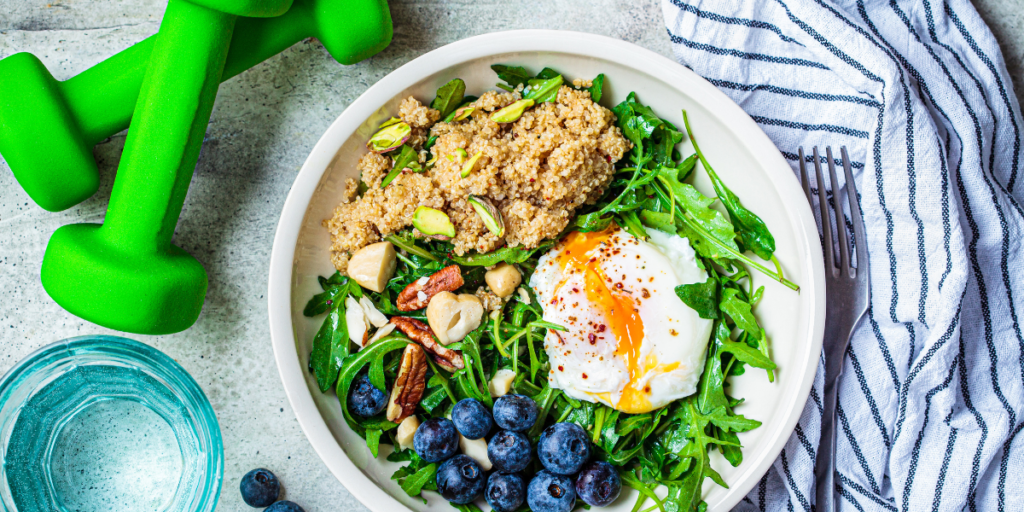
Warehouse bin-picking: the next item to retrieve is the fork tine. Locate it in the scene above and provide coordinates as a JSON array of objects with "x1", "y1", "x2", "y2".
[
  {"x1": 813, "y1": 147, "x2": 835, "y2": 272},
  {"x1": 841, "y1": 146, "x2": 867, "y2": 276},
  {"x1": 826, "y1": 147, "x2": 851, "y2": 274},
  {"x1": 799, "y1": 147, "x2": 813, "y2": 204}
]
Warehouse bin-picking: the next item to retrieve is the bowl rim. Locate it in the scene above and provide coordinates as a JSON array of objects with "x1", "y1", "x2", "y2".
[
  {"x1": 268, "y1": 28, "x2": 825, "y2": 512},
  {"x1": 0, "y1": 334, "x2": 224, "y2": 512}
]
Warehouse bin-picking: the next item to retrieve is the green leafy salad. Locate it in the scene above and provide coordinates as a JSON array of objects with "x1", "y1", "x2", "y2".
[{"x1": 303, "y1": 64, "x2": 798, "y2": 512}]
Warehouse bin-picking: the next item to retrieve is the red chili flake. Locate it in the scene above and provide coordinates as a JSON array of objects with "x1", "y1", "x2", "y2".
[
  {"x1": 558, "y1": 365, "x2": 565, "y2": 372},
  {"x1": 529, "y1": 178, "x2": 535, "y2": 182},
  {"x1": 551, "y1": 298, "x2": 558, "y2": 305},
  {"x1": 597, "y1": 324, "x2": 607, "y2": 332},
  {"x1": 605, "y1": 155, "x2": 612, "y2": 162},
  {"x1": 644, "y1": 386, "x2": 651, "y2": 393},
  {"x1": 572, "y1": 287, "x2": 580, "y2": 293},
  {"x1": 588, "y1": 333, "x2": 597, "y2": 345},
  {"x1": 582, "y1": 373, "x2": 589, "y2": 379},
  {"x1": 615, "y1": 283, "x2": 624, "y2": 289}
]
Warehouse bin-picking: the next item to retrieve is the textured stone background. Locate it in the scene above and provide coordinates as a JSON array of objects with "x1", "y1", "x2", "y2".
[{"x1": 0, "y1": 1, "x2": 1020, "y2": 510}]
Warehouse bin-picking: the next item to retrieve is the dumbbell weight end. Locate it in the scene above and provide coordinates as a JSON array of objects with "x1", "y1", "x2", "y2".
[{"x1": 41, "y1": 224, "x2": 207, "y2": 335}]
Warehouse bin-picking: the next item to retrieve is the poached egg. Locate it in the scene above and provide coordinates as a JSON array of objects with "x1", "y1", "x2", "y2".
[{"x1": 529, "y1": 225, "x2": 713, "y2": 413}]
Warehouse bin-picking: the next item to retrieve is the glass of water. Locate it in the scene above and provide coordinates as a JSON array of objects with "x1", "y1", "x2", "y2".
[{"x1": 0, "y1": 335, "x2": 222, "y2": 512}]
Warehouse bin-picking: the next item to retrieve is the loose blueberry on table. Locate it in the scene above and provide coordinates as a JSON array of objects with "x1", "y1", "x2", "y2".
[
  {"x1": 240, "y1": 468, "x2": 280, "y2": 507},
  {"x1": 528, "y1": 469, "x2": 576, "y2": 512},
  {"x1": 487, "y1": 430, "x2": 532, "y2": 473},
  {"x1": 436, "y1": 454, "x2": 487, "y2": 504},
  {"x1": 265, "y1": 501, "x2": 305, "y2": 512},
  {"x1": 452, "y1": 398, "x2": 494, "y2": 439},
  {"x1": 538, "y1": 422, "x2": 592, "y2": 475},
  {"x1": 347, "y1": 372, "x2": 388, "y2": 418},
  {"x1": 576, "y1": 460, "x2": 622, "y2": 507},
  {"x1": 491, "y1": 394, "x2": 539, "y2": 431},
  {"x1": 486, "y1": 472, "x2": 526, "y2": 512},
  {"x1": 414, "y1": 417, "x2": 460, "y2": 462}
]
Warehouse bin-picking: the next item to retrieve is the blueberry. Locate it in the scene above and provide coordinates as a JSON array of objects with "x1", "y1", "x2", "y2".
[
  {"x1": 486, "y1": 472, "x2": 526, "y2": 512},
  {"x1": 347, "y1": 372, "x2": 387, "y2": 418},
  {"x1": 265, "y1": 501, "x2": 304, "y2": 512},
  {"x1": 527, "y1": 470, "x2": 576, "y2": 512},
  {"x1": 239, "y1": 468, "x2": 279, "y2": 507},
  {"x1": 452, "y1": 398, "x2": 494, "y2": 439},
  {"x1": 487, "y1": 430, "x2": 532, "y2": 473},
  {"x1": 492, "y1": 394, "x2": 538, "y2": 431},
  {"x1": 414, "y1": 418, "x2": 459, "y2": 462},
  {"x1": 575, "y1": 461, "x2": 622, "y2": 507},
  {"x1": 436, "y1": 454, "x2": 487, "y2": 504},
  {"x1": 537, "y1": 422, "x2": 591, "y2": 475}
]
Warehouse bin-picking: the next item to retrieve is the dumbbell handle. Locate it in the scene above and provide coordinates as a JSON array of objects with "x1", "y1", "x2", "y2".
[
  {"x1": 102, "y1": 0, "x2": 238, "y2": 252},
  {"x1": 62, "y1": 3, "x2": 314, "y2": 148}
]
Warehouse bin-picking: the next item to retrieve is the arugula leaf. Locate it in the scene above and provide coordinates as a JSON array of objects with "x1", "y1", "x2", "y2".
[
  {"x1": 491, "y1": 64, "x2": 531, "y2": 87},
  {"x1": 719, "y1": 339, "x2": 776, "y2": 370},
  {"x1": 366, "y1": 429, "x2": 382, "y2": 457},
  {"x1": 535, "y1": 67, "x2": 561, "y2": 80},
  {"x1": 430, "y1": 78, "x2": 466, "y2": 119},
  {"x1": 640, "y1": 209, "x2": 676, "y2": 233},
  {"x1": 453, "y1": 240, "x2": 556, "y2": 266},
  {"x1": 720, "y1": 288, "x2": 774, "y2": 381},
  {"x1": 310, "y1": 291, "x2": 351, "y2": 392},
  {"x1": 400, "y1": 462, "x2": 438, "y2": 499},
  {"x1": 575, "y1": 212, "x2": 614, "y2": 232},
  {"x1": 303, "y1": 286, "x2": 343, "y2": 317},
  {"x1": 719, "y1": 288, "x2": 760, "y2": 334},
  {"x1": 585, "y1": 73, "x2": 605, "y2": 103},
  {"x1": 695, "y1": 326, "x2": 728, "y2": 415},
  {"x1": 651, "y1": 123, "x2": 684, "y2": 167},
  {"x1": 659, "y1": 169, "x2": 740, "y2": 260},
  {"x1": 682, "y1": 111, "x2": 775, "y2": 260},
  {"x1": 717, "y1": 429, "x2": 744, "y2": 467},
  {"x1": 675, "y1": 275, "x2": 720, "y2": 320},
  {"x1": 619, "y1": 210, "x2": 649, "y2": 240},
  {"x1": 707, "y1": 406, "x2": 761, "y2": 433}
]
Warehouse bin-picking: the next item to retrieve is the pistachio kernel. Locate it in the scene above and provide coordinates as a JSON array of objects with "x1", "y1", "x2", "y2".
[
  {"x1": 367, "y1": 119, "x2": 411, "y2": 153},
  {"x1": 461, "y1": 151, "x2": 484, "y2": 178},
  {"x1": 467, "y1": 195, "x2": 505, "y2": 237},
  {"x1": 490, "y1": 99, "x2": 535, "y2": 123}
]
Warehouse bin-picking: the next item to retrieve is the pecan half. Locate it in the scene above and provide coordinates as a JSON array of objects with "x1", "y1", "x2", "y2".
[
  {"x1": 386, "y1": 344, "x2": 428, "y2": 422},
  {"x1": 390, "y1": 317, "x2": 466, "y2": 371},
  {"x1": 397, "y1": 265, "x2": 464, "y2": 311}
]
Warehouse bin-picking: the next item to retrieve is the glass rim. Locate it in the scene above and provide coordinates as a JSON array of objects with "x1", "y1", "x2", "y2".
[{"x1": 0, "y1": 335, "x2": 223, "y2": 512}]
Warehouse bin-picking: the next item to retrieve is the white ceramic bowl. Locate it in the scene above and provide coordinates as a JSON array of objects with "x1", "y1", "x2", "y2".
[{"x1": 269, "y1": 30, "x2": 824, "y2": 512}]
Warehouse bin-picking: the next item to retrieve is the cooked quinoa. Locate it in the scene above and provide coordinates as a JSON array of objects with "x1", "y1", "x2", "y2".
[{"x1": 324, "y1": 85, "x2": 630, "y2": 274}]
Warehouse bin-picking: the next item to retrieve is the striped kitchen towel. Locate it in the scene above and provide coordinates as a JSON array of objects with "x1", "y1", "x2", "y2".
[{"x1": 661, "y1": 1, "x2": 1024, "y2": 511}]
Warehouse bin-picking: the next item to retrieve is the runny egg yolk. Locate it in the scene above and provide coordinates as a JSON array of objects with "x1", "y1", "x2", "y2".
[{"x1": 554, "y1": 228, "x2": 653, "y2": 413}]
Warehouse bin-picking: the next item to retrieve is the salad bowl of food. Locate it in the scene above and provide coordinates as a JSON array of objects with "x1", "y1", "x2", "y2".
[{"x1": 268, "y1": 30, "x2": 824, "y2": 512}]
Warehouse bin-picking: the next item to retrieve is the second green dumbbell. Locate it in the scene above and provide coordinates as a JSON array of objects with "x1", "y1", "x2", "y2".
[
  {"x1": 0, "y1": 0, "x2": 391, "y2": 212},
  {"x1": 40, "y1": 0, "x2": 295, "y2": 335}
]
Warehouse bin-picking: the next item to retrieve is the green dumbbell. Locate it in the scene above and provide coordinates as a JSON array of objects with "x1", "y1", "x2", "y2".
[{"x1": 0, "y1": 0, "x2": 392, "y2": 212}]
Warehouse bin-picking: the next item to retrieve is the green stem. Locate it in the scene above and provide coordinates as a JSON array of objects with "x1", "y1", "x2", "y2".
[
  {"x1": 384, "y1": 234, "x2": 438, "y2": 262},
  {"x1": 651, "y1": 181, "x2": 799, "y2": 291}
]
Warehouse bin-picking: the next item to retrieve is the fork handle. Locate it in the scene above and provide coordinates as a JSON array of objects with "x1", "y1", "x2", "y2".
[{"x1": 815, "y1": 371, "x2": 841, "y2": 512}]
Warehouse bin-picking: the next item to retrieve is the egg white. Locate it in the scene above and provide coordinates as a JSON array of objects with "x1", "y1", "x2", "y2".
[{"x1": 529, "y1": 226, "x2": 713, "y2": 413}]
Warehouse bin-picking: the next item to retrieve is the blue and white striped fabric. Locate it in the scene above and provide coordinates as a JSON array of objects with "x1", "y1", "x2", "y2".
[{"x1": 661, "y1": 1, "x2": 1024, "y2": 510}]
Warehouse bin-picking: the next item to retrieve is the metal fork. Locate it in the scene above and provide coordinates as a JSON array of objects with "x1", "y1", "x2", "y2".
[{"x1": 799, "y1": 146, "x2": 870, "y2": 512}]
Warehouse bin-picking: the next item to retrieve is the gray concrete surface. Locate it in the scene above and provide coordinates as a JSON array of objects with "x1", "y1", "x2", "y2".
[{"x1": 0, "y1": 0, "x2": 1020, "y2": 510}]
